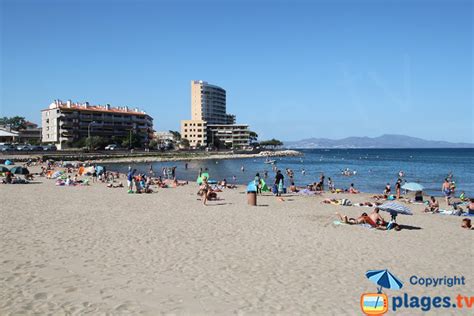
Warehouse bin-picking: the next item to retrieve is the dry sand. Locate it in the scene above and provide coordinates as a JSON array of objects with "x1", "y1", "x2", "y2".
[{"x1": 1, "y1": 170, "x2": 473, "y2": 315}]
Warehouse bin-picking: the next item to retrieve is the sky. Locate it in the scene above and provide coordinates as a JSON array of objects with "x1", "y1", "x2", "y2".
[{"x1": 1, "y1": 0, "x2": 472, "y2": 142}]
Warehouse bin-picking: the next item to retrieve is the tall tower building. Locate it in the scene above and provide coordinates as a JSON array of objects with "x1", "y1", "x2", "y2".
[
  {"x1": 181, "y1": 80, "x2": 249, "y2": 149},
  {"x1": 191, "y1": 80, "x2": 234, "y2": 124}
]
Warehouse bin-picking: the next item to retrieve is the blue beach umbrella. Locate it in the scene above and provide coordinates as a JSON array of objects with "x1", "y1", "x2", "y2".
[
  {"x1": 366, "y1": 269, "x2": 403, "y2": 292},
  {"x1": 9, "y1": 166, "x2": 30, "y2": 175},
  {"x1": 366, "y1": 269, "x2": 403, "y2": 309},
  {"x1": 401, "y1": 182, "x2": 424, "y2": 192},
  {"x1": 378, "y1": 202, "x2": 413, "y2": 221},
  {"x1": 247, "y1": 181, "x2": 257, "y2": 192}
]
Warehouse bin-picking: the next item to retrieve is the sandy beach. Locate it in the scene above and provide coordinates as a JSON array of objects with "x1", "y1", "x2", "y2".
[{"x1": 1, "y1": 168, "x2": 473, "y2": 315}]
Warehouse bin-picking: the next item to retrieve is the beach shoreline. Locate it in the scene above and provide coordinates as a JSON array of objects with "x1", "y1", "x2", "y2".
[{"x1": 0, "y1": 149, "x2": 302, "y2": 164}]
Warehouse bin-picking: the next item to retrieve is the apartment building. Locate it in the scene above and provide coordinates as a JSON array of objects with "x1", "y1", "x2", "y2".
[
  {"x1": 180, "y1": 120, "x2": 207, "y2": 147},
  {"x1": 182, "y1": 81, "x2": 250, "y2": 149},
  {"x1": 207, "y1": 124, "x2": 250, "y2": 148},
  {"x1": 41, "y1": 100, "x2": 153, "y2": 149},
  {"x1": 191, "y1": 80, "x2": 235, "y2": 124}
]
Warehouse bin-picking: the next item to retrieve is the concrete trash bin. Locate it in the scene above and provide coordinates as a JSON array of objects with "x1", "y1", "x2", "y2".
[{"x1": 247, "y1": 191, "x2": 257, "y2": 206}]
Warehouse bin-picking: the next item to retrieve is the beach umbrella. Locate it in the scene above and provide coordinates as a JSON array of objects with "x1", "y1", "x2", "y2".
[
  {"x1": 247, "y1": 181, "x2": 257, "y2": 192},
  {"x1": 378, "y1": 202, "x2": 413, "y2": 221},
  {"x1": 0, "y1": 165, "x2": 9, "y2": 172},
  {"x1": 9, "y1": 166, "x2": 30, "y2": 175},
  {"x1": 401, "y1": 182, "x2": 424, "y2": 192},
  {"x1": 366, "y1": 269, "x2": 403, "y2": 292}
]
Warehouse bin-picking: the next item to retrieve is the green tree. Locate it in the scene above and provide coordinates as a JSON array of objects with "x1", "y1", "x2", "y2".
[
  {"x1": 149, "y1": 139, "x2": 158, "y2": 149},
  {"x1": 122, "y1": 132, "x2": 142, "y2": 148},
  {"x1": 180, "y1": 138, "x2": 190, "y2": 149},
  {"x1": 249, "y1": 131, "x2": 258, "y2": 144},
  {"x1": 0, "y1": 116, "x2": 27, "y2": 130},
  {"x1": 169, "y1": 130, "x2": 181, "y2": 141},
  {"x1": 259, "y1": 138, "x2": 283, "y2": 149},
  {"x1": 86, "y1": 136, "x2": 108, "y2": 150}
]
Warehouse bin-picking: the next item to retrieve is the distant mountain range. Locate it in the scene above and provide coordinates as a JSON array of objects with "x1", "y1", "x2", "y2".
[{"x1": 284, "y1": 134, "x2": 474, "y2": 149}]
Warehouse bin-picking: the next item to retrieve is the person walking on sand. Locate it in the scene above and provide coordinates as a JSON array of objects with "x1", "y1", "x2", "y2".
[{"x1": 200, "y1": 177, "x2": 210, "y2": 205}]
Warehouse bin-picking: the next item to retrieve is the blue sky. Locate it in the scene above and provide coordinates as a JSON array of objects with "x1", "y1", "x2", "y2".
[{"x1": 1, "y1": 0, "x2": 472, "y2": 142}]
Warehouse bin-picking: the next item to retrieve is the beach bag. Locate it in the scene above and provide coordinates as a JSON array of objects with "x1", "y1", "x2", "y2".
[{"x1": 272, "y1": 184, "x2": 278, "y2": 194}]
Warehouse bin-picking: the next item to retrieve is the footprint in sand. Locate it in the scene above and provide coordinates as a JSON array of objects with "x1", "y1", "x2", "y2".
[
  {"x1": 34, "y1": 292, "x2": 48, "y2": 300},
  {"x1": 139, "y1": 288, "x2": 153, "y2": 294},
  {"x1": 65, "y1": 287, "x2": 77, "y2": 293}
]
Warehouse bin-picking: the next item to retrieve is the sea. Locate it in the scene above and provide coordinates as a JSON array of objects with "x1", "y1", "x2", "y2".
[{"x1": 103, "y1": 148, "x2": 474, "y2": 197}]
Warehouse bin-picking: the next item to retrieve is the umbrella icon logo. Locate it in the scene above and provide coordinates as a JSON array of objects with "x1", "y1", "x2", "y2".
[{"x1": 360, "y1": 269, "x2": 403, "y2": 315}]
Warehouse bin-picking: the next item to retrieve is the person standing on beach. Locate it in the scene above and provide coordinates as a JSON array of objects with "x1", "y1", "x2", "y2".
[
  {"x1": 328, "y1": 177, "x2": 334, "y2": 191},
  {"x1": 395, "y1": 179, "x2": 401, "y2": 199},
  {"x1": 149, "y1": 165, "x2": 154, "y2": 177},
  {"x1": 255, "y1": 173, "x2": 262, "y2": 195},
  {"x1": 384, "y1": 183, "x2": 391, "y2": 196},
  {"x1": 442, "y1": 178, "x2": 452, "y2": 206},
  {"x1": 274, "y1": 170, "x2": 284, "y2": 196},
  {"x1": 320, "y1": 173, "x2": 325, "y2": 191},
  {"x1": 127, "y1": 169, "x2": 136, "y2": 192}
]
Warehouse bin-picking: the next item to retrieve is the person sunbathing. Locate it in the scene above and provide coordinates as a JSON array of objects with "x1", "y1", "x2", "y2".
[
  {"x1": 369, "y1": 208, "x2": 387, "y2": 227},
  {"x1": 353, "y1": 202, "x2": 375, "y2": 207},
  {"x1": 424, "y1": 196, "x2": 440, "y2": 213},
  {"x1": 461, "y1": 218, "x2": 472, "y2": 229},
  {"x1": 107, "y1": 183, "x2": 124, "y2": 188},
  {"x1": 336, "y1": 212, "x2": 376, "y2": 226}
]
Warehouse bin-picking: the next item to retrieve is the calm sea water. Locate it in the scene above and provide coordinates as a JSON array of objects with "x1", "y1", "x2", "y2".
[{"x1": 103, "y1": 148, "x2": 474, "y2": 197}]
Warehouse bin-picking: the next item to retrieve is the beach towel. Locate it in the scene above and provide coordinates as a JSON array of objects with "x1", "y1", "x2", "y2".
[
  {"x1": 332, "y1": 220, "x2": 373, "y2": 229},
  {"x1": 261, "y1": 179, "x2": 270, "y2": 192},
  {"x1": 298, "y1": 189, "x2": 317, "y2": 195},
  {"x1": 197, "y1": 172, "x2": 209, "y2": 185}
]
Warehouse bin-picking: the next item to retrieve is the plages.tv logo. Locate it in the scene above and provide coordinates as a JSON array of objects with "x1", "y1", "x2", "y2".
[{"x1": 361, "y1": 269, "x2": 403, "y2": 315}]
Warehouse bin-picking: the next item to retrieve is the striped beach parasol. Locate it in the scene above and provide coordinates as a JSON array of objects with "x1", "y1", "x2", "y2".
[
  {"x1": 366, "y1": 269, "x2": 403, "y2": 292},
  {"x1": 378, "y1": 202, "x2": 413, "y2": 221},
  {"x1": 366, "y1": 269, "x2": 403, "y2": 309}
]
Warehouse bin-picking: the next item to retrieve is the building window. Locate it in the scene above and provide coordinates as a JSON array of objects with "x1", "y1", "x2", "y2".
[{"x1": 184, "y1": 123, "x2": 187, "y2": 126}]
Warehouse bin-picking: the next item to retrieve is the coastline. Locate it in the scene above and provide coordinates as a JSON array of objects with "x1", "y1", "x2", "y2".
[{"x1": 0, "y1": 149, "x2": 302, "y2": 164}]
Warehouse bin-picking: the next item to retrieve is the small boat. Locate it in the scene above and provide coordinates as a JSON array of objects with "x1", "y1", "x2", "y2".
[{"x1": 264, "y1": 158, "x2": 276, "y2": 164}]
